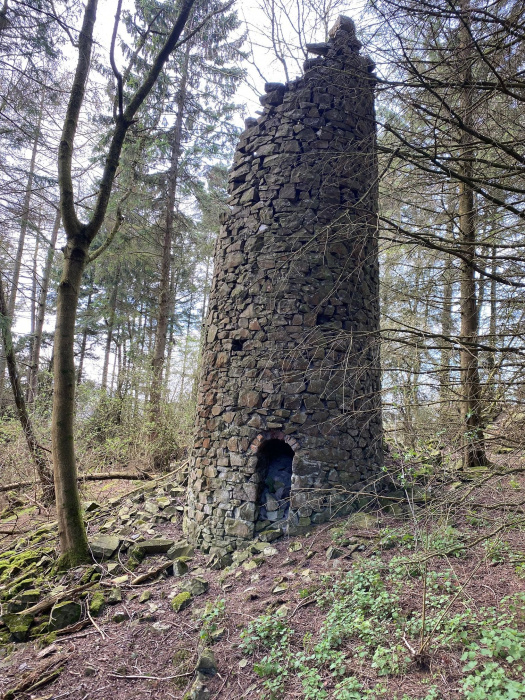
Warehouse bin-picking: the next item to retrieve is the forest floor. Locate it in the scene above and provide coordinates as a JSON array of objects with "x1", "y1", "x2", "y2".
[{"x1": 1, "y1": 464, "x2": 525, "y2": 700}]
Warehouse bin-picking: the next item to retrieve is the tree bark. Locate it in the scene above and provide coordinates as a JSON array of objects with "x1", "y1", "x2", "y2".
[
  {"x1": 458, "y1": 0, "x2": 488, "y2": 469},
  {"x1": 440, "y1": 254, "x2": 454, "y2": 420},
  {"x1": 0, "y1": 272, "x2": 54, "y2": 502},
  {"x1": 27, "y1": 218, "x2": 40, "y2": 395},
  {"x1": 178, "y1": 291, "x2": 194, "y2": 400},
  {"x1": 52, "y1": 238, "x2": 91, "y2": 563},
  {"x1": 485, "y1": 244, "x2": 498, "y2": 417}
]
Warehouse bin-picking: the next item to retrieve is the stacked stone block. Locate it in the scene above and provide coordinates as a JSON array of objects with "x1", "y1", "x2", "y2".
[{"x1": 184, "y1": 16, "x2": 383, "y2": 552}]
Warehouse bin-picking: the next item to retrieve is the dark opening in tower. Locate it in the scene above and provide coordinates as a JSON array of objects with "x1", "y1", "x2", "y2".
[{"x1": 256, "y1": 439, "x2": 294, "y2": 526}]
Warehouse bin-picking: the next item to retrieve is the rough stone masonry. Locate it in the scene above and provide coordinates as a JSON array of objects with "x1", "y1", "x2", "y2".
[{"x1": 184, "y1": 16, "x2": 383, "y2": 553}]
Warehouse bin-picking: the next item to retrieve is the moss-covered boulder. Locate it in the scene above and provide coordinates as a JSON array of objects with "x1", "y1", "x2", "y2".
[
  {"x1": 2, "y1": 577, "x2": 38, "y2": 601},
  {"x1": 127, "y1": 546, "x2": 146, "y2": 571},
  {"x1": 2, "y1": 613, "x2": 33, "y2": 642},
  {"x1": 0, "y1": 548, "x2": 54, "y2": 588},
  {"x1": 49, "y1": 600, "x2": 81, "y2": 631},
  {"x1": 6, "y1": 588, "x2": 41, "y2": 613},
  {"x1": 89, "y1": 592, "x2": 106, "y2": 617},
  {"x1": 112, "y1": 611, "x2": 129, "y2": 623},
  {"x1": 171, "y1": 591, "x2": 192, "y2": 612},
  {"x1": 80, "y1": 566, "x2": 100, "y2": 584}
]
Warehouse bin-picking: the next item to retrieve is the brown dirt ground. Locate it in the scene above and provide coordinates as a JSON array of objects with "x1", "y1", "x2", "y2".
[{"x1": 1, "y1": 472, "x2": 525, "y2": 700}]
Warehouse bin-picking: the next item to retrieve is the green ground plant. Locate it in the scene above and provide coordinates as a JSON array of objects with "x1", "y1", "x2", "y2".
[
  {"x1": 198, "y1": 597, "x2": 226, "y2": 644},
  {"x1": 239, "y1": 556, "x2": 525, "y2": 700}
]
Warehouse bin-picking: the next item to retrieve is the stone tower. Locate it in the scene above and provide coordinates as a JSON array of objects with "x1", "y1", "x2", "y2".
[{"x1": 185, "y1": 16, "x2": 383, "y2": 553}]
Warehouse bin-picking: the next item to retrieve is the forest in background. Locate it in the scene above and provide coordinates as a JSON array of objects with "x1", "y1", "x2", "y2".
[{"x1": 1, "y1": 0, "x2": 524, "y2": 520}]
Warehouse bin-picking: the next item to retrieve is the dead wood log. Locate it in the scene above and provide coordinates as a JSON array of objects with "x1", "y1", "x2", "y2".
[
  {"x1": 2, "y1": 652, "x2": 71, "y2": 699},
  {"x1": 18, "y1": 580, "x2": 97, "y2": 617},
  {"x1": 0, "y1": 471, "x2": 154, "y2": 493},
  {"x1": 79, "y1": 471, "x2": 154, "y2": 482},
  {"x1": 55, "y1": 617, "x2": 91, "y2": 636},
  {"x1": 0, "y1": 480, "x2": 33, "y2": 493},
  {"x1": 130, "y1": 561, "x2": 173, "y2": 585}
]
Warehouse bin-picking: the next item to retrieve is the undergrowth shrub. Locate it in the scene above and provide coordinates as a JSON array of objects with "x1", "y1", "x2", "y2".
[{"x1": 239, "y1": 559, "x2": 525, "y2": 700}]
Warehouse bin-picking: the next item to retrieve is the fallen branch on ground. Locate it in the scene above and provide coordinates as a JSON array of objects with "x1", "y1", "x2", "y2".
[
  {"x1": 2, "y1": 652, "x2": 71, "y2": 699},
  {"x1": 0, "y1": 525, "x2": 38, "y2": 535},
  {"x1": 55, "y1": 617, "x2": 91, "y2": 636},
  {"x1": 18, "y1": 580, "x2": 97, "y2": 617},
  {"x1": 0, "y1": 471, "x2": 154, "y2": 493},
  {"x1": 0, "y1": 480, "x2": 33, "y2": 493},
  {"x1": 107, "y1": 671, "x2": 193, "y2": 681},
  {"x1": 130, "y1": 561, "x2": 173, "y2": 586},
  {"x1": 79, "y1": 471, "x2": 154, "y2": 482}
]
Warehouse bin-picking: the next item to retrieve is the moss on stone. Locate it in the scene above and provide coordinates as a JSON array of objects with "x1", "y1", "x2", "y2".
[
  {"x1": 171, "y1": 591, "x2": 192, "y2": 612},
  {"x1": 0, "y1": 547, "x2": 54, "y2": 587},
  {"x1": 127, "y1": 545, "x2": 146, "y2": 571},
  {"x1": 37, "y1": 631, "x2": 57, "y2": 648},
  {"x1": 0, "y1": 550, "x2": 16, "y2": 562},
  {"x1": 80, "y1": 566, "x2": 99, "y2": 584},
  {"x1": 30, "y1": 620, "x2": 50, "y2": 637},
  {"x1": 49, "y1": 600, "x2": 81, "y2": 631},
  {"x1": 2, "y1": 613, "x2": 34, "y2": 642},
  {"x1": 89, "y1": 591, "x2": 106, "y2": 617},
  {"x1": 3, "y1": 577, "x2": 37, "y2": 601},
  {"x1": 6, "y1": 588, "x2": 41, "y2": 613}
]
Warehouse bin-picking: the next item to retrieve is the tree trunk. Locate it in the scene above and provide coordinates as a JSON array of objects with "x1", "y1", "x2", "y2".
[
  {"x1": 110, "y1": 335, "x2": 119, "y2": 395},
  {"x1": 458, "y1": 0, "x2": 487, "y2": 469},
  {"x1": 178, "y1": 292, "x2": 194, "y2": 400},
  {"x1": 485, "y1": 245, "x2": 498, "y2": 417},
  {"x1": 0, "y1": 95, "x2": 43, "y2": 404},
  {"x1": 149, "y1": 45, "x2": 190, "y2": 469},
  {"x1": 28, "y1": 209, "x2": 61, "y2": 403},
  {"x1": 101, "y1": 266, "x2": 120, "y2": 391},
  {"x1": 52, "y1": 0, "x2": 196, "y2": 565},
  {"x1": 76, "y1": 271, "x2": 94, "y2": 385},
  {"x1": 27, "y1": 219, "x2": 40, "y2": 395},
  {"x1": 0, "y1": 272, "x2": 54, "y2": 502},
  {"x1": 52, "y1": 238, "x2": 91, "y2": 564},
  {"x1": 440, "y1": 254, "x2": 454, "y2": 420}
]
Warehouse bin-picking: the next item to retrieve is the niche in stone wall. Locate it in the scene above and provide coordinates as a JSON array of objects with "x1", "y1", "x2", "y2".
[{"x1": 256, "y1": 439, "x2": 294, "y2": 527}]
